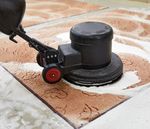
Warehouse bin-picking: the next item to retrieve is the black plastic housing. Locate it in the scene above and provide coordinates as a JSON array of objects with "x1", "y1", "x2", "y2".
[
  {"x1": 58, "y1": 44, "x2": 81, "y2": 66},
  {"x1": 70, "y1": 22, "x2": 113, "y2": 69},
  {"x1": 60, "y1": 22, "x2": 123, "y2": 86}
]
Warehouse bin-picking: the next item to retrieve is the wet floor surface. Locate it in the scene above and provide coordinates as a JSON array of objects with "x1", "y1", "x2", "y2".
[{"x1": 0, "y1": 0, "x2": 150, "y2": 129}]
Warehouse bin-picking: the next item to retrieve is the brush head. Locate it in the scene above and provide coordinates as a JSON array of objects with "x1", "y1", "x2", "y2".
[{"x1": 64, "y1": 53, "x2": 123, "y2": 86}]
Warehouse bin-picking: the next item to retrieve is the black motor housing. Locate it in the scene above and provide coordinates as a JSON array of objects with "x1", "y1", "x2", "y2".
[
  {"x1": 59, "y1": 22, "x2": 123, "y2": 86},
  {"x1": 70, "y1": 22, "x2": 113, "y2": 69}
]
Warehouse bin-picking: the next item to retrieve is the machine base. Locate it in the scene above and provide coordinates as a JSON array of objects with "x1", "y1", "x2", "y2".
[{"x1": 64, "y1": 53, "x2": 123, "y2": 87}]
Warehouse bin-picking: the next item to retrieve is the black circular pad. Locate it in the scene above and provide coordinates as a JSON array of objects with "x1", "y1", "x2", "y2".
[{"x1": 64, "y1": 53, "x2": 123, "y2": 87}]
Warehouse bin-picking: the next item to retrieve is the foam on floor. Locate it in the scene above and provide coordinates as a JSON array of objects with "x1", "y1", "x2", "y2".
[{"x1": 0, "y1": 8, "x2": 150, "y2": 128}]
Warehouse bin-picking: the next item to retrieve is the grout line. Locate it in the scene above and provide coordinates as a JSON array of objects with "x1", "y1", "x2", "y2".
[
  {"x1": 24, "y1": 7, "x2": 111, "y2": 32},
  {"x1": 20, "y1": 6, "x2": 150, "y2": 33}
]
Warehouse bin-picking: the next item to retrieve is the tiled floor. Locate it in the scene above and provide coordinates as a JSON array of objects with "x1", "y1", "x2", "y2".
[
  {"x1": 23, "y1": 0, "x2": 104, "y2": 27},
  {"x1": 0, "y1": 66, "x2": 72, "y2": 129},
  {"x1": 82, "y1": 86, "x2": 150, "y2": 129},
  {"x1": 0, "y1": 0, "x2": 150, "y2": 129}
]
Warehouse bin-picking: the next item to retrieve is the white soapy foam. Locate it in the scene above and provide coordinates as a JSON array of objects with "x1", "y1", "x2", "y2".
[
  {"x1": 1, "y1": 62, "x2": 43, "y2": 73},
  {"x1": 112, "y1": 41, "x2": 150, "y2": 62},
  {"x1": 2, "y1": 61, "x2": 142, "y2": 96},
  {"x1": 67, "y1": 71, "x2": 140, "y2": 96},
  {"x1": 119, "y1": 8, "x2": 150, "y2": 16},
  {"x1": 114, "y1": 35, "x2": 150, "y2": 54},
  {"x1": 19, "y1": 63, "x2": 43, "y2": 72},
  {"x1": 105, "y1": 13, "x2": 150, "y2": 25},
  {"x1": 56, "y1": 32, "x2": 70, "y2": 44}
]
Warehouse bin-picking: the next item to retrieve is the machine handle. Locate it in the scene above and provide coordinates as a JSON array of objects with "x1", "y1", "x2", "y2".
[{"x1": 9, "y1": 26, "x2": 57, "y2": 53}]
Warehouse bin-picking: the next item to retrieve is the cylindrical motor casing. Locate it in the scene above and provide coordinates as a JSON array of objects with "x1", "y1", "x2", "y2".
[{"x1": 70, "y1": 22, "x2": 113, "y2": 69}]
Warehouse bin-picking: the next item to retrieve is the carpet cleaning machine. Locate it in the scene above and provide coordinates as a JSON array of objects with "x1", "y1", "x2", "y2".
[{"x1": 0, "y1": 0, "x2": 123, "y2": 86}]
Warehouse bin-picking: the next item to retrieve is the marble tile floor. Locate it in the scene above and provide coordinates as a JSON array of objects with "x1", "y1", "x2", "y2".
[
  {"x1": 0, "y1": 63, "x2": 150, "y2": 129},
  {"x1": 82, "y1": 86, "x2": 150, "y2": 129},
  {"x1": 0, "y1": 66, "x2": 73, "y2": 129},
  {"x1": 0, "y1": 0, "x2": 150, "y2": 129}
]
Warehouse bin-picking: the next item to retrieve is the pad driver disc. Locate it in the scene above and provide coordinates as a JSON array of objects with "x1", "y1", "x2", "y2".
[{"x1": 64, "y1": 53, "x2": 123, "y2": 87}]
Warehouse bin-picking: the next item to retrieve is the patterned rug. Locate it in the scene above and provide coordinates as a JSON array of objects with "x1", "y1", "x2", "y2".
[
  {"x1": 0, "y1": 8, "x2": 150, "y2": 128},
  {"x1": 22, "y1": 0, "x2": 105, "y2": 27}
]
